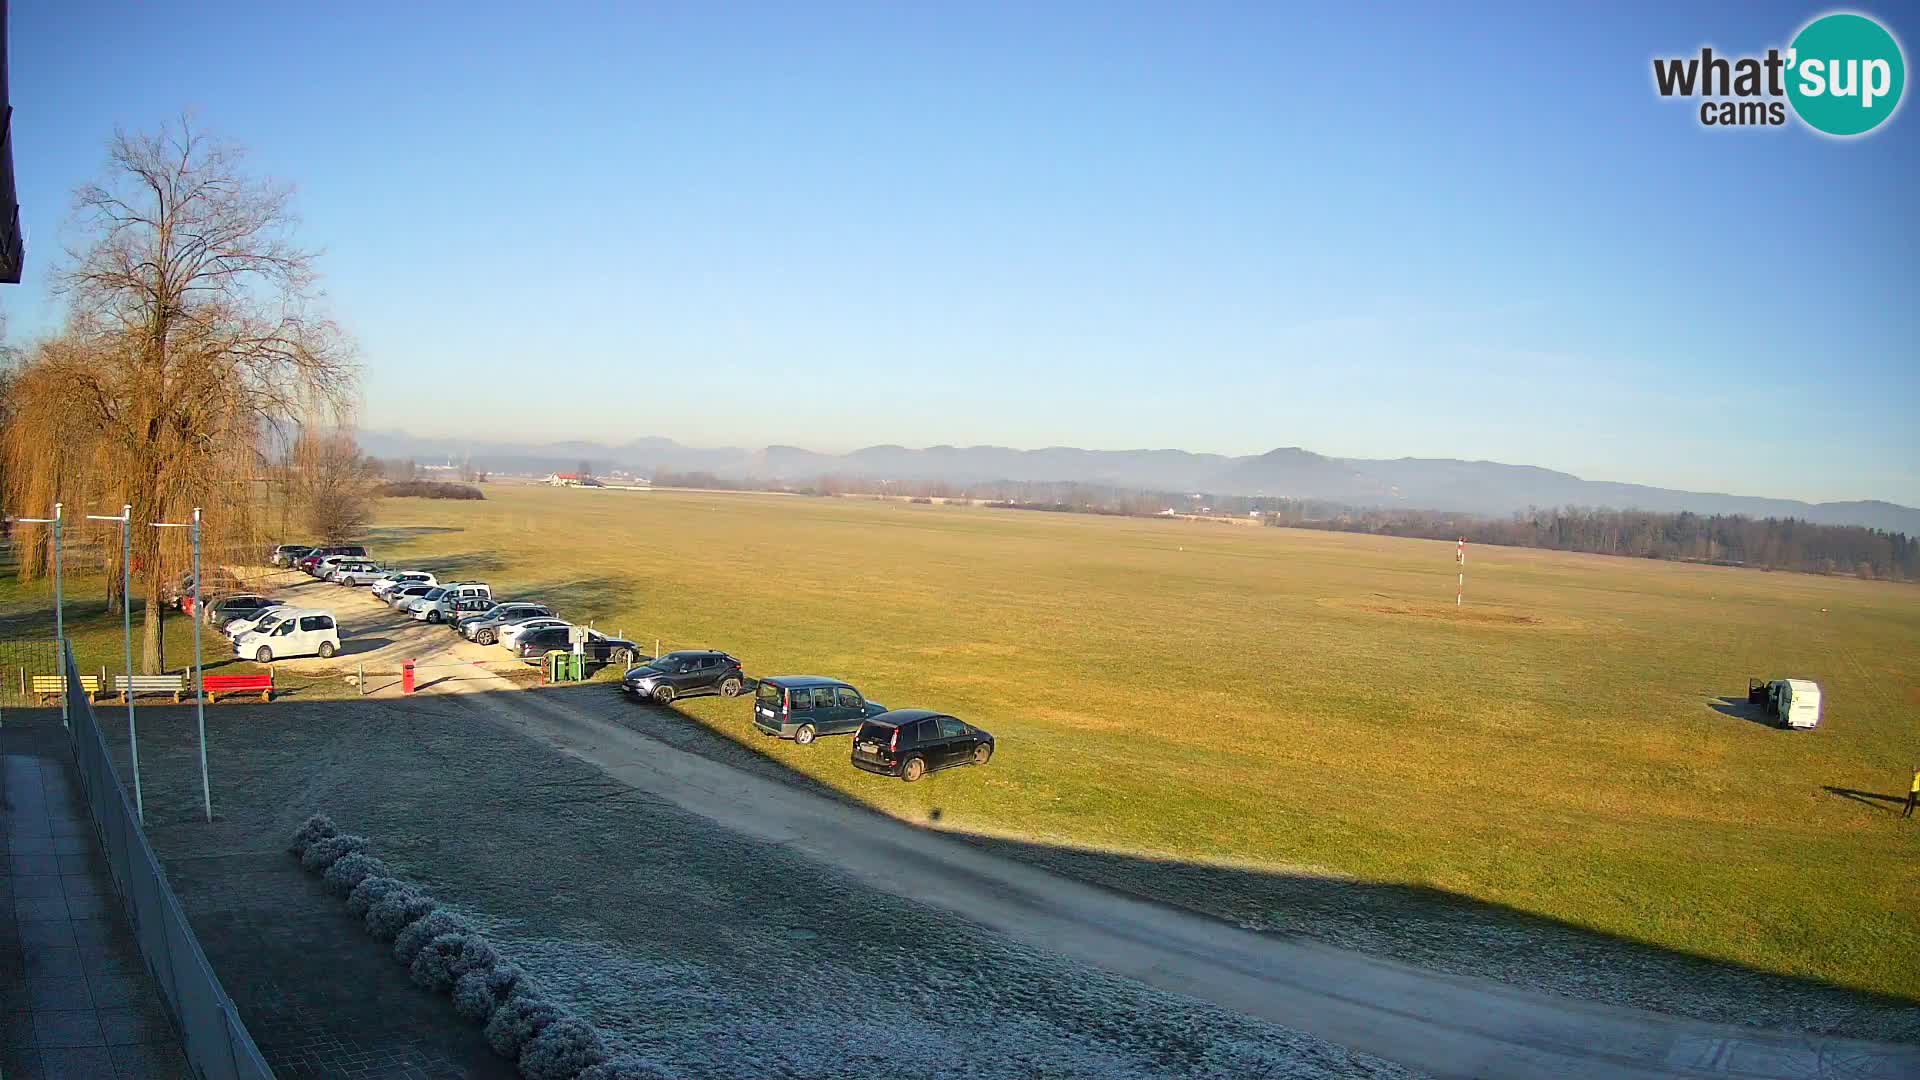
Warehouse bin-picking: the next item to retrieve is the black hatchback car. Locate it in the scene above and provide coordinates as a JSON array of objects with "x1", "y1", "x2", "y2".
[
  {"x1": 851, "y1": 709, "x2": 994, "y2": 782},
  {"x1": 621, "y1": 650, "x2": 745, "y2": 704}
]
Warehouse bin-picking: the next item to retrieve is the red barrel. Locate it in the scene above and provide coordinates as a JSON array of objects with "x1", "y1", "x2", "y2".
[{"x1": 402, "y1": 660, "x2": 416, "y2": 695}]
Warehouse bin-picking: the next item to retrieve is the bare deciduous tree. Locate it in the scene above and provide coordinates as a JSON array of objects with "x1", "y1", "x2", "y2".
[
  {"x1": 3, "y1": 119, "x2": 355, "y2": 671},
  {"x1": 289, "y1": 429, "x2": 379, "y2": 543}
]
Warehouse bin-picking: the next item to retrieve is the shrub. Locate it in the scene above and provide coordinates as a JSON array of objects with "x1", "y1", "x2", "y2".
[
  {"x1": 518, "y1": 1016, "x2": 609, "y2": 1080},
  {"x1": 410, "y1": 932, "x2": 471, "y2": 992},
  {"x1": 453, "y1": 963, "x2": 520, "y2": 1023},
  {"x1": 484, "y1": 993, "x2": 562, "y2": 1060},
  {"x1": 454, "y1": 935, "x2": 499, "y2": 980},
  {"x1": 346, "y1": 875, "x2": 406, "y2": 918},
  {"x1": 287, "y1": 813, "x2": 337, "y2": 856},
  {"x1": 395, "y1": 909, "x2": 470, "y2": 965},
  {"x1": 323, "y1": 854, "x2": 389, "y2": 898},
  {"x1": 299, "y1": 833, "x2": 367, "y2": 872},
  {"x1": 579, "y1": 1059, "x2": 675, "y2": 1080},
  {"x1": 367, "y1": 889, "x2": 437, "y2": 941}
]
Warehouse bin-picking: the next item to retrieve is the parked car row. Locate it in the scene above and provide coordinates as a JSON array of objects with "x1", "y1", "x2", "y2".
[
  {"x1": 280, "y1": 545, "x2": 648, "y2": 670},
  {"x1": 265, "y1": 542, "x2": 999, "y2": 781}
]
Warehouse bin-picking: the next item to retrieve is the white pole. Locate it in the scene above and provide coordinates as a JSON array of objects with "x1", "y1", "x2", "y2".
[
  {"x1": 190, "y1": 509, "x2": 210, "y2": 822},
  {"x1": 1456, "y1": 537, "x2": 1466, "y2": 607},
  {"x1": 53, "y1": 504, "x2": 65, "y2": 725},
  {"x1": 90, "y1": 506, "x2": 141, "y2": 822}
]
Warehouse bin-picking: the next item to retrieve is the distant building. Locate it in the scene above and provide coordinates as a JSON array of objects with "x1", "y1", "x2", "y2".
[{"x1": 544, "y1": 472, "x2": 604, "y2": 488}]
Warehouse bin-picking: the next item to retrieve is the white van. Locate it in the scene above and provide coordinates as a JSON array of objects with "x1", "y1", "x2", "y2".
[
  {"x1": 1771, "y1": 680, "x2": 1822, "y2": 729},
  {"x1": 233, "y1": 608, "x2": 341, "y2": 663}
]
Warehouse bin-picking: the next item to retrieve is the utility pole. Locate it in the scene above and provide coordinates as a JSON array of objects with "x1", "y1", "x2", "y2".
[
  {"x1": 1456, "y1": 537, "x2": 1467, "y2": 607},
  {"x1": 88, "y1": 505, "x2": 141, "y2": 822},
  {"x1": 154, "y1": 508, "x2": 211, "y2": 822}
]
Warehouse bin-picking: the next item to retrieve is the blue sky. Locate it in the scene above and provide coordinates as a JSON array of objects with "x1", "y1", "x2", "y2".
[{"x1": 6, "y1": 2, "x2": 1916, "y2": 503}]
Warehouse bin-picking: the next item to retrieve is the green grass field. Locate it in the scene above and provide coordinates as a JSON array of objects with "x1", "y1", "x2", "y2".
[{"x1": 8, "y1": 483, "x2": 1918, "y2": 1002}]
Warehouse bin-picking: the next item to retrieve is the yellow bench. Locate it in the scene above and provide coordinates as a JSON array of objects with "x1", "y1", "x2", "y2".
[{"x1": 30, "y1": 674, "x2": 102, "y2": 703}]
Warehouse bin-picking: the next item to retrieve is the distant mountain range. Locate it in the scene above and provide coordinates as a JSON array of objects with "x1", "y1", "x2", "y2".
[{"x1": 357, "y1": 430, "x2": 1920, "y2": 535}]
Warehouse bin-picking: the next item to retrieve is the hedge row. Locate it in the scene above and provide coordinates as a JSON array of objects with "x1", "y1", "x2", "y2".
[{"x1": 290, "y1": 813, "x2": 672, "y2": 1080}]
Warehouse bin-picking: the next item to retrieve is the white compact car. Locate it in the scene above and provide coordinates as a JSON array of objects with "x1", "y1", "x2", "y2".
[
  {"x1": 225, "y1": 605, "x2": 294, "y2": 641},
  {"x1": 370, "y1": 571, "x2": 434, "y2": 599},
  {"x1": 499, "y1": 617, "x2": 570, "y2": 650},
  {"x1": 233, "y1": 609, "x2": 340, "y2": 663}
]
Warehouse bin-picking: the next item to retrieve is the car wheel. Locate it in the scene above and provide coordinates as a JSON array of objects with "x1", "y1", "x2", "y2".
[
  {"x1": 427, "y1": 611, "x2": 441, "y2": 624},
  {"x1": 477, "y1": 629, "x2": 495, "y2": 645},
  {"x1": 318, "y1": 641, "x2": 337, "y2": 659},
  {"x1": 901, "y1": 756, "x2": 926, "y2": 783},
  {"x1": 653, "y1": 685, "x2": 676, "y2": 705},
  {"x1": 719, "y1": 676, "x2": 743, "y2": 698},
  {"x1": 794, "y1": 723, "x2": 817, "y2": 746},
  {"x1": 255, "y1": 647, "x2": 273, "y2": 664},
  {"x1": 973, "y1": 743, "x2": 993, "y2": 767}
]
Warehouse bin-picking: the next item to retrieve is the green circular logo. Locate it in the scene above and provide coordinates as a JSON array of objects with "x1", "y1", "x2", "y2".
[{"x1": 1787, "y1": 13, "x2": 1905, "y2": 136}]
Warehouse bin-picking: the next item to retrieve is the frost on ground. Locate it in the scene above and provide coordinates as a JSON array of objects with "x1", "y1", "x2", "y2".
[
  {"x1": 121, "y1": 694, "x2": 1422, "y2": 1080},
  {"x1": 504, "y1": 934, "x2": 1411, "y2": 1080},
  {"x1": 547, "y1": 689, "x2": 1920, "y2": 1047}
]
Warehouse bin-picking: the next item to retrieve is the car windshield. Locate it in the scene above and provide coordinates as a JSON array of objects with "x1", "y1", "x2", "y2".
[{"x1": 421, "y1": 588, "x2": 445, "y2": 600}]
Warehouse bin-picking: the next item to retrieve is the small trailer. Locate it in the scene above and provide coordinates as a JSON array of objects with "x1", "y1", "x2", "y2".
[{"x1": 1747, "y1": 678, "x2": 1822, "y2": 729}]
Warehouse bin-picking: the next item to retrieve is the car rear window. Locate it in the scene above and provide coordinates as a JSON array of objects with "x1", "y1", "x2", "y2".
[
  {"x1": 756, "y1": 682, "x2": 782, "y2": 705},
  {"x1": 855, "y1": 721, "x2": 893, "y2": 744}
]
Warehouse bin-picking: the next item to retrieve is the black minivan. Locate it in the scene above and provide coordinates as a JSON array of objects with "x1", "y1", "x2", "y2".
[
  {"x1": 754, "y1": 676, "x2": 887, "y2": 744},
  {"x1": 850, "y1": 709, "x2": 994, "y2": 782}
]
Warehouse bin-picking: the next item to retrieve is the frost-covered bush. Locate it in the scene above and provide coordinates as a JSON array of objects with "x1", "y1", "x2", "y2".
[
  {"x1": 395, "y1": 909, "x2": 470, "y2": 965},
  {"x1": 411, "y1": 932, "x2": 472, "y2": 992},
  {"x1": 484, "y1": 993, "x2": 562, "y2": 1059},
  {"x1": 287, "y1": 813, "x2": 338, "y2": 856},
  {"x1": 454, "y1": 963, "x2": 524, "y2": 1023},
  {"x1": 367, "y1": 888, "x2": 437, "y2": 941},
  {"x1": 518, "y1": 1016, "x2": 608, "y2": 1080},
  {"x1": 453, "y1": 935, "x2": 499, "y2": 980},
  {"x1": 346, "y1": 875, "x2": 406, "y2": 918},
  {"x1": 323, "y1": 853, "x2": 389, "y2": 898},
  {"x1": 299, "y1": 833, "x2": 367, "y2": 872},
  {"x1": 578, "y1": 1059, "x2": 675, "y2": 1080}
]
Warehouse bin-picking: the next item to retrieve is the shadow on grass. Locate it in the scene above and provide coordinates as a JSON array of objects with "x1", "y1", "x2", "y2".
[
  {"x1": 524, "y1": 680, "x2": 1920, "y2": 1035},
  {"x1": 1708, "y1": 695, "x2": 1782, "y2": 728},
  {"x1": 362, "y1": 525, "x2": 465, "y2": 544},
  {"x1": 49, "y1": 680, "x2": 1920, "y2": 1051},
  {"x1": 1822, "y1": 786, "x2": 1908, "y2": 814}
]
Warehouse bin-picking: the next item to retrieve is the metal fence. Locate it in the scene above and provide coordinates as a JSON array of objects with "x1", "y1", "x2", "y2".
[
  {"x1": 0, "y1": 635, "x2": 61, "y2": 708},
  {"x1": 61, "y1": 639, "x2": 276, "y2": 1080}
]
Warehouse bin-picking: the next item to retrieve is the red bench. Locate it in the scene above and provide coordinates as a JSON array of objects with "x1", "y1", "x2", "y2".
[{"x1": 204, "y1": 672, "x2": 275, "y2": 703}]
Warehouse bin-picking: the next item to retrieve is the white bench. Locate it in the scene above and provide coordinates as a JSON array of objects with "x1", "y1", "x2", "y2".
[{"x1": 113, "y1": 674, "x2": 187, "y2": 703}]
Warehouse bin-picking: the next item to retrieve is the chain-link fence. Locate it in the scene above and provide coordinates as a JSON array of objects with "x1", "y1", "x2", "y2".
[
  {"x1": 61, "y1": 639, "x2": 276, "y2": 1080},
  {"x1": 0, "y1": 635, "x2": 63, "y2": 709}
]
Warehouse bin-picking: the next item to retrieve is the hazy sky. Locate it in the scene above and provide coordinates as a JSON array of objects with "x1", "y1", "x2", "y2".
[{"x1": 6, "y1": 2, "x2": 1916, "y2": 504}]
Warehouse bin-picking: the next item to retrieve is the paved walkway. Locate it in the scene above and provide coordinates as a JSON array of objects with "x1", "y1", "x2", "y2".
[{"x1": 2, "y1": 715, "x2": 191, "y2": 1080}]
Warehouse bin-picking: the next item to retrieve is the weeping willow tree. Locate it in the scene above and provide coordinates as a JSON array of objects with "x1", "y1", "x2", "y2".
[{"x1": 2, "y1": 119, "x2": 355, "y2": 672}]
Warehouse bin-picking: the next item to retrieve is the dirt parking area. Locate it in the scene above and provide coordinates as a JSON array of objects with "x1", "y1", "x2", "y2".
[
  {"x1": 115, "y1": 692, "x2": 1417, "y2": 1080},
  {"x1": 223, "y1": 569, "x2": 530, "y2": 697}
]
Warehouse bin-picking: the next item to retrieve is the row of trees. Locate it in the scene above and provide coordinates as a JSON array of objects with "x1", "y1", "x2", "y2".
[
  {"x1": 1, "y1": 121, "x2": 364, "y2": 672},
  {"x1": 665, "y1": 470, "x2": 1917, "y2": 582},
  {"x1": 1272, "y1": 506, "x2": 1920, "y2": 581}
]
